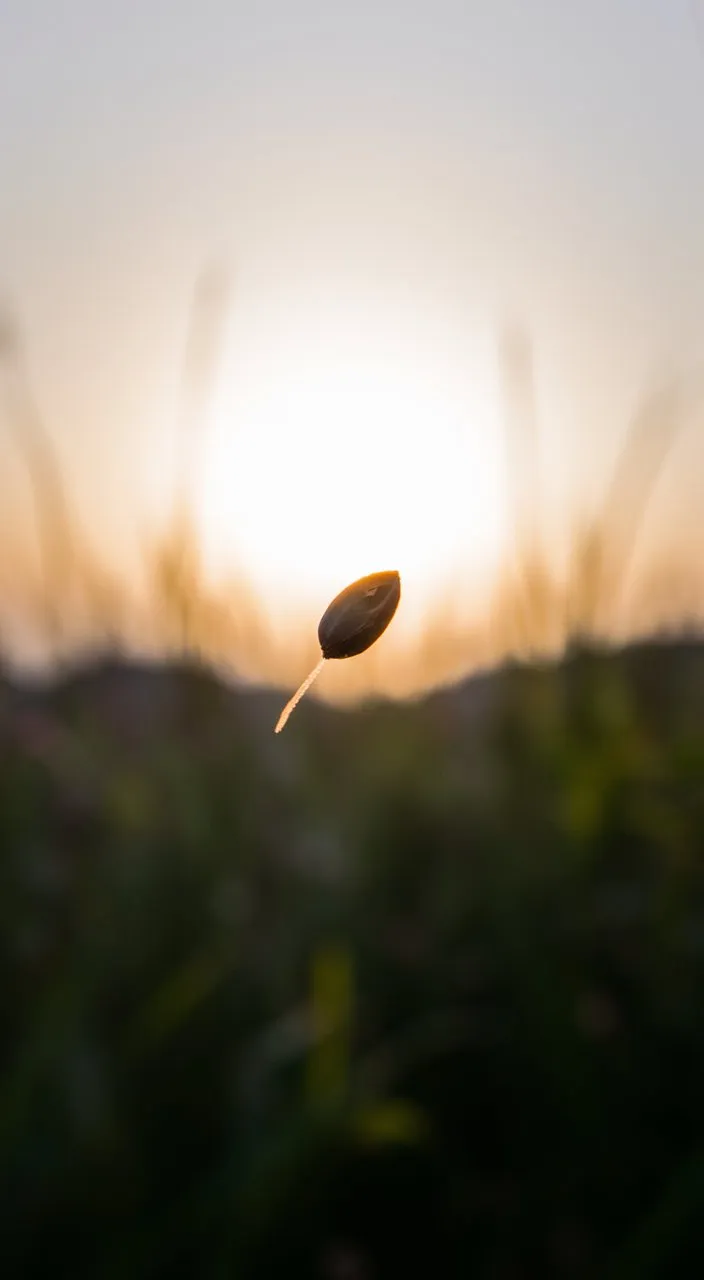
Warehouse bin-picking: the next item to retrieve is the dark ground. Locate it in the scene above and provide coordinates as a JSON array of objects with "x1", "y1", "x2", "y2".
[{"x1": 1, "y1": 638, "x2": 704, "y2": 1278}]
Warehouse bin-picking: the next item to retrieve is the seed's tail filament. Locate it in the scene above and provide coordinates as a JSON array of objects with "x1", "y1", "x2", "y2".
[{"x1": 274, "y1": 656, "x2": 326, "y2": 733}]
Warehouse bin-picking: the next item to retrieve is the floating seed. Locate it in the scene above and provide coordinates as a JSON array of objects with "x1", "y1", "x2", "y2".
[{"x1": 274, "y1": 569, "x2": 401, "y2": 733}]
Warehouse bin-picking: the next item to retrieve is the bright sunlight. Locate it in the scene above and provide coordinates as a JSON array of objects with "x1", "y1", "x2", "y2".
[{"x1": 196, "y1": 295, "x2": 507, "y2": 638}]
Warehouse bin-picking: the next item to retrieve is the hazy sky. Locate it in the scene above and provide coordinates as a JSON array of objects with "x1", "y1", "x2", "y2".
[{"x1": 1, "y1": 1, "x2": 704, "y2": 680}]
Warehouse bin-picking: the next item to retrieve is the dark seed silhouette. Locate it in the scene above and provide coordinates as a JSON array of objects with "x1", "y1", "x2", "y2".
[
  {"x1": 318, "y1": 569, "x2": 401, "y2": 658},
  {"x1": 275, "y1": 569, "x2": 401, "y2": 732}
]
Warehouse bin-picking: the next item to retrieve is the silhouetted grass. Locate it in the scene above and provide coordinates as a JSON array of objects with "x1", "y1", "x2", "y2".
[
  {"x1": 151, "y1": 263, "x2": 231, "y2": 652},
  {"x1": 0, "y1": 306, "x2": 75, "y2": 651}
]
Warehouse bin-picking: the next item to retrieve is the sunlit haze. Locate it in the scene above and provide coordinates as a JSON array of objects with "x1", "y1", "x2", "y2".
[
  {"x1": 198, "y1": 300, "x2": 504, "y2": 607},
  {"x1": 1, "y1": 1, "x2": 704, "y2": 700}
]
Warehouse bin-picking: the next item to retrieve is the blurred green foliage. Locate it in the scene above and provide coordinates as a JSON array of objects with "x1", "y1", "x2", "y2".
[{"x1": 1, "y1": 641, "x2": 704, "y2": 1278}]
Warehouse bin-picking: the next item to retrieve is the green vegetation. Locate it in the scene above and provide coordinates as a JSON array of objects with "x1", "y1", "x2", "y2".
[{"x1": 1, "y1": 639, "x2": 704, "y2": 1277}]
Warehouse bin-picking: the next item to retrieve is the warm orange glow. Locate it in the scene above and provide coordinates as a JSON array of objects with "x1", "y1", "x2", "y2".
[
  {"x1": 3, "y1": 286, "x2": 702, "y2": 703},
  {"x1": 196, "y1": 300, "x2": 506, "y2": 637}
]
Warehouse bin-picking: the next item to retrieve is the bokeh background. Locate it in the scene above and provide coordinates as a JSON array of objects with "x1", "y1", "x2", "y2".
[{"x1": 2, "y1": 2, "x2": 704, "y2": 1276}]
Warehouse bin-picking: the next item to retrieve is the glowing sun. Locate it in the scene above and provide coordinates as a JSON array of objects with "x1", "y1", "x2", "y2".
[{"x1": 196, "y1": 295, "x2": 506, "y2": 637}]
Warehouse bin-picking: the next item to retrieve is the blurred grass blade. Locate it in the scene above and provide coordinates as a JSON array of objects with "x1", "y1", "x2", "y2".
[
  {"x1": 306, "y1": 945, "x2": 353, "y2": 1111},
  {"x1": 0, "y1": 305, "x2": 74, "y2": 656}
]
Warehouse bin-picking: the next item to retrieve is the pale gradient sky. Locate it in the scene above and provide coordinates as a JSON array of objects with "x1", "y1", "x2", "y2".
[{"x1": 1, "y1": 1, "x2": 704, "y2": 681}]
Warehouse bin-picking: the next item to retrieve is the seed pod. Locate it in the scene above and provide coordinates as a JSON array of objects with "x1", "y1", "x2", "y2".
[
  {"x1": 318, "y1": 569, "x2": 401, "y2": 659},
  {"x1": 274, "y1": 569, "x2": 401, "y2": 733}
]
